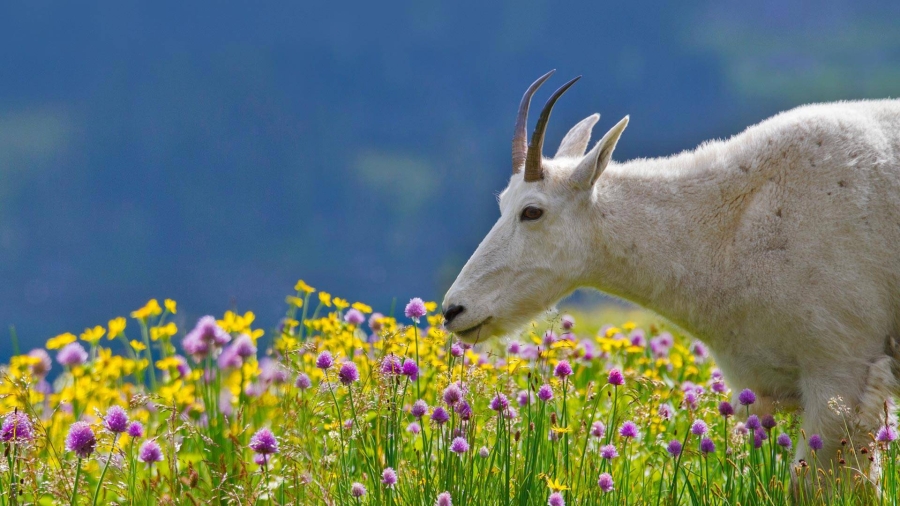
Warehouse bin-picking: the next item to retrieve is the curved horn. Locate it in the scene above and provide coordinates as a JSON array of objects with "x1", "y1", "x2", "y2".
[
  {"x1": 512, "y1": 70, "x2": 555, "y2": 174},
  {"x1": 524, "y1": 76, "x2": 582, "y2": 182}
]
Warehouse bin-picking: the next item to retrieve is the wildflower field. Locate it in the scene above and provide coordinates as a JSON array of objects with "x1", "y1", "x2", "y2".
[{"x1": 1, "y1": 281, "x2": 898, "y2": 505}]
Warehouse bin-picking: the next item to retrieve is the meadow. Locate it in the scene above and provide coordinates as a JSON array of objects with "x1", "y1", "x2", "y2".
[{"x1": 1, "y1": 280, "x2": 897, "y2": 505}]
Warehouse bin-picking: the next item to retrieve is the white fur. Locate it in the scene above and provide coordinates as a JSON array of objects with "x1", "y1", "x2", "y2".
[{"x1": 443, "y1": 99, "x2": 900, "y2": 465}]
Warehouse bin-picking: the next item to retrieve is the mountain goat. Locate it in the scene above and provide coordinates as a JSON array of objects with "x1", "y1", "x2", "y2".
[{"x1": 442, "y1": 71, "x2": 900, "y2": 467}]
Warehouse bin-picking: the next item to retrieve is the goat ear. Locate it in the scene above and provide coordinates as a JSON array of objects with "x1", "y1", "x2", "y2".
[
  {"x1": 555, "y1": 113, "x2": 600, "y2": 159},
  {"x1": 571, "y1": 115, "x2": 628, "y2": 189}
]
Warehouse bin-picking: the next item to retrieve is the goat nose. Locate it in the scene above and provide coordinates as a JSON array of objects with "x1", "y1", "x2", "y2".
[{"x1": 443, "y1": 304, "x2": 466, "y2": 325}]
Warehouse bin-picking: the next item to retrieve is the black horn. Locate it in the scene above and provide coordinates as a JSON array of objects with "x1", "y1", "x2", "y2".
[
  {"x1": 512, "y1": 70, "x2": 555, "y2": 175},
  {"x1": 524, "y1": 76, "x2": 581, "y2": 182}
]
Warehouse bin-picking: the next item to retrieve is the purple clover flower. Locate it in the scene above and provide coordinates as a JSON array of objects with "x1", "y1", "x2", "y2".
[
  {"x1": 554, "y1": 360, "x2": 573, "y2": 379},
  {"x1": 381, "y1": 355, "x2": 402, "y2": 375},
  {"x1": 442, "y1": 383, "x2": 463, "y2": 406},
  {"x1": 666, "y1": 440, "x2": 682, "y2": 457},
  {"x1": 517, "y1": 390, "x2": 532, "y2": 407},
  {"x1": 700, "y1": 437, "x2": 715, "y2": 454},
  {"x1": 690, "y1": 340, "x2": 709, "y2": 360},
  {"x1": 183, "y1": 316, "x2": 230, "y2": 359},
  {"x1": 455, "y1": 400, "x2": 472, "y2": 421},
  {"x1": 406, "y1": 422, "x2": 421, "y2": 434},
  {"x1": 738, "y1": 389, "x2": 756, "y2": 406},
  {"x1": 548, "y1": 492, "x2": 565, "y2": 506},
  {"x1": 409, "y1": 399, "x2": 428, "y2": 418},
  {"x1": 600, "y1": 444, "x2": 618, "y2": 459},
  {"x1": 28, "y1": 349, "x2": 52, "y2": 377},
  {"x1": 368, "y1": 313, "x2": 384, "y2": 332},
  {"x1": 66, "y1": 422, "x2": 97, "y2": 458},
  {"x1": 537, "y1": 384, "x2": 553, "y2": 402},
  {"x1": 561, "y1": 314, "x2": 575, "y2": 330},
  {"x1": 411, "y1": 400, "x2": 428, "y2": 418},
  {"x1": 315, "y1": 351, "x2": 334, "y2": 370},
  {"x1": 877, "y1": 425, "x2": 898, "y2": 443},
  {"x1": 138, "y1": 440, "x2": 164, "y2": 463},
  {"x1": 233, "y1": 334, "x2": 257, "y2": 358},
  {"x1": 507, "y1": 341, "x2": 521, "y2": 354},
  {"x1": 753, "y1": 429, "x2": 766, "y2": 449},
  {"x1": 338, "y1": 361, "x2": 360, "y2": 385},
  {"x1": 436, "y1": 492, "x2": 452, "y2": 506},
  {"x1": 57, "y1": 342, "x2": 88, "y2": 367},
  {"x1": 658, "y1": 403, "x2": 674, "y2": 420},
  {"x1": 718, "y1": 401, "x2": 734, "y2": 418},
  {"x1": 295, "y1": 373, "x2": 312, "y2": 390},
  {"x1": 431, "y1": 407, "x2": 450, "y2": 425},
  {"x1": 683, "y1": 390, "x2": 699, "y2": 411},
  {"x1": 404, "y1": 298, "x2": 427, "y2": 321},
  {"x1": 619, "y1": 420, "x2": 638, "y2": 439},
  {"x1": 777, "y1": 433, "x2": 792, "y2": 449},
  {"x1": 690, "y1": 419, "x2": 708, "y2": 437},
  {"x1": 598, "y1": 472, "x2": 614, "y2": 493},
  {"x1": 104, "y1": 405, "x2": 129, "y2": 434},
  {"x1": 381, "y1": 467, "x2": 398, "y2": 488},
  {"x1": 478, "y1": 446, "x2": 490, "y2": 458},
  {"x1": 450, "y1": 437, "x2": 469, "y2": 454},
  {"x1": 591, "y1": 421, "x2": 606, "y2": 439},
  {"x1": 711, "y1": 380, "x2": 727, "y2": 394},
  {"x1": 761, "y1": 415, "x2": 777, "y2": 431},
  {"x1": 344, "y1": 309, "x2": 365, "y2": 325},
  {"x1": 1, "y1": 412, "x2": 34, "y2": 442},
  {"x1": 249, "y1": 428, "x2": 279, "y2": 455},
  {"x1": 450, "y1": 342, "x2": 464, "y2": 357},
  {"x1": 351, "y1": 482, "x2": 367, "y2": 498},
  {"x1": 607, "y1": 368, "x2": 624, "y2": 386},
  {"x1": 808, "y1": 434, "x2": 823, "y2": 451},
  {"x1": 127, "y1": 422, "x2": 144, "y2": 439},
  {"x1": 217, "y1": 346, "x2": 242, "y2": 369},
  {"x1": 746, "y1": 415, "x2": 761, "y2": 431},
  {"x1": 401, "y1": 359, "x2": 419, "y2": 380},
  {"x1": 489, "y1": 393, "x2": 509, "y2": 412}
]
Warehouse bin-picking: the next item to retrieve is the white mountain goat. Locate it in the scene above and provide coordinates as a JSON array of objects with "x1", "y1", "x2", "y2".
[{"x1": 442, "y1": 71, "x2": 900, "y2": 468}]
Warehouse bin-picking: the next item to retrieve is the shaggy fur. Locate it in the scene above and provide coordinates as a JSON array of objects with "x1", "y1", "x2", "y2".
[{"x1": 443, "y1": 100, "x2": 900, "y2": 467}]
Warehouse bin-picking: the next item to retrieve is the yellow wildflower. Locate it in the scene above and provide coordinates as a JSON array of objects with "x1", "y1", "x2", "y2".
[
  {"x1": 333, "y1": 297, "x2": 349, "y2": 310},
  {"x1": 80, "y1": 325, "x2": 106, "y2": 344},
  {"x1": 351, "y1": 302, "x2": 372, "y2": 313},
  {"x1": 295, "y1": 279, "x2": 315, "y2": 293},
  {"x1": 318, "y1": 292, "x2": 332, "y2": 307},
  {"x1": 545, "y1": 477, "x2": 569, "y2": 492},
  {"x1": 131, "y1": 299, "x2": 162, "y2": 320},
  {"x1": 164, "y1": 299, "x2": 177, "y2": 314},
  {"x1": 550, "y1": 426, "x2": 572, "y2": 434},
  {"x1": 286, "y1": 295, "x2": 304, "y2": 307},
  {"x1": 108, "y1": 317, "x2": 127, "y2": 339},
  {"x1": 622, "y1": 321, "x2": 637, "y2": 331},
  {"x1": 424, "y1": 301, "x2": 438, "y2": 313},
  {"x1": 156, "y1": 357, "x2": 181, "y2": 370},
  {"x1": 150, "y1": 322, "x2": 178, "y2": 341},
  {"x1": 130, "y1": 340, "x2": 147, "y2": 352},
  {"x1": 46, "y1": 332, "x2": 77, "y2": 350},
  {"x1": 218, "y1": 310, "x2": 256, "y2": 333},
  {"x1": 605, "y1": 327, "x2": 622, "y2": 338}
]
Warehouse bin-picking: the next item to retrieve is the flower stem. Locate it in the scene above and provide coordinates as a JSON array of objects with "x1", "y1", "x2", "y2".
[
  {"x1": 91, "y1": 433, "x2": 120, "y2": 506},
  {"x1": 70, "y1": 458, "x2": 83, "y2": 506}
]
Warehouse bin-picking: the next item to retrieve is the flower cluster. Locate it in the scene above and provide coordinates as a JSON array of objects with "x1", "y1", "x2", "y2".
[{"x1": 0, "y1": 284, "x2": 896, "y2": 505}]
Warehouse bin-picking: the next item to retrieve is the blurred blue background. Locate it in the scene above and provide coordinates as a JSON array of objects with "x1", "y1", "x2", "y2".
[{"x1": 2, "y1": 1, "x2": 900, "y2": 354}]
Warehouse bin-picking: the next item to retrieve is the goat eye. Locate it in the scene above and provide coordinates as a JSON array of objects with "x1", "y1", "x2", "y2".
[{"x1": 520, "y1": 206, "x2": 544, "y2": 221}]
